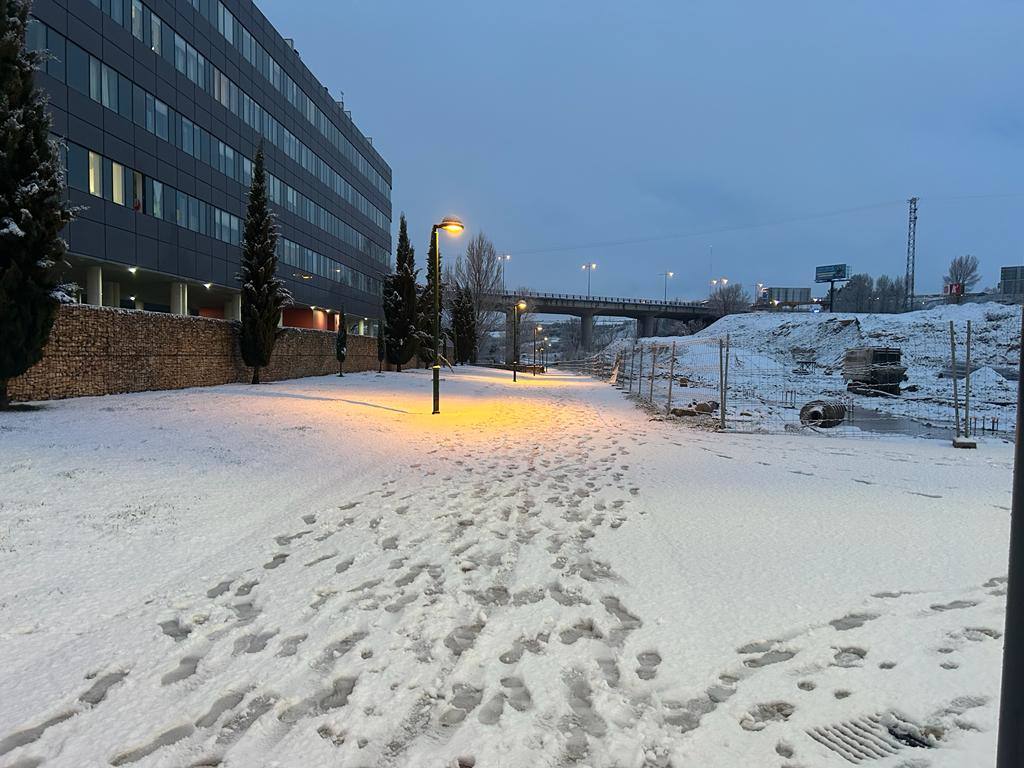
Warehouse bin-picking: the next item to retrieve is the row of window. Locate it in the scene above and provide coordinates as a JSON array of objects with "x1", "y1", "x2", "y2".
[
  {"x1": 86, "y1": 0, "x2": 391, "y2": 202},
  {"x1": 277, "y1": 239, "x2": 381, "y2": 297},
  {"x1": 28, "y1": 19, "x2": 390, "y2": 269},
  {"x1": 61, "y1": 138, "x2": 382, "y2": 296}
]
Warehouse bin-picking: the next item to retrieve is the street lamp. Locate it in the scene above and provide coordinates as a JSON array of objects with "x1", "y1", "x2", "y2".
[
  {"x1": 581, "y1": 263, "x2": 597, "y2": 297},
  {"x1": 499, "y1": 253, "x2": 511, "y2": 293},
  {"x1": 513, "y1": 300, "x2": 527, "y2": 382},
  {"x1": 431, "y1": 215, "x2": 465, "y2": 414},
  {"x1": 659, "y1": 271, "x2": 674, "y2": 301},
  {"x1": 533, "y1": 324, "x2": 543, "y2": 376}
]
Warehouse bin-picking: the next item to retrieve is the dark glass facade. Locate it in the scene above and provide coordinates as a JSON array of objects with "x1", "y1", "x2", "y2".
[{"x1": 29, "y1": 0, "x2": 392, "y2": 326}]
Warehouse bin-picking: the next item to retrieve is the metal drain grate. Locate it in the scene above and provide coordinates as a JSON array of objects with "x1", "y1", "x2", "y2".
[{"x1": 806, "y1": 713, "x2": 932, "y2": 764}]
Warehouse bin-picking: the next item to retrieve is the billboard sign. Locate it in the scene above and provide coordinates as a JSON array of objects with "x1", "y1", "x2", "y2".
[{"x1": 815, "y1": 264, "x2": 849, "y2": 283}]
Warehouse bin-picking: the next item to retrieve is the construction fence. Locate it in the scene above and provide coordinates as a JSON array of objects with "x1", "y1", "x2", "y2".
[{"x1": 556, "y1": 321, "x2": 1016, "y2": 440}]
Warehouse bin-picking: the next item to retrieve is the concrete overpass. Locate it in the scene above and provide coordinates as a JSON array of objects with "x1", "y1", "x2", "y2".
[{"x1": 481, "y1": 290, "x2": 723, "y2": 359}]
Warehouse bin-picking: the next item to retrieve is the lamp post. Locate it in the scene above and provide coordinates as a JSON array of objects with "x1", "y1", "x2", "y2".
[
  {"x1": 513, "y1": 300, "x2": 527, "y2": 382},
  {"x1": 659, "y1": 271, "x2": 674, "y2": 301},
  {"x1": 533, "y1": 325, "x2": 543, "y2": 376},
  {"x1": 581, "y1": 263, "x2": 597, "y2": 297},
  {"x1": 499, "y1": 253, "x2": 511, "y2": 293},
  {"x1": 544, "y1": 336, "x2": 549, "y2": 369},
  {"x1": 431, "y1": 216, "x2": 465, "y2": 414}
]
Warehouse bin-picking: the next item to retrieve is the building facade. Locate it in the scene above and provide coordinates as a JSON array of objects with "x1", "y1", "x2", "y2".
[{"x1": 28, "y1": 0, "x2": 391, "y2": 334}]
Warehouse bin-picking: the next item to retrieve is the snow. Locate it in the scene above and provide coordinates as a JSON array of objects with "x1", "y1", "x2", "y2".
[
  {"x1": 0, "y1": 366, "x2": 1013, "y2": 767},
  {"x1": 607, "y1": 303, "x2": 1022, "y2": 434}
]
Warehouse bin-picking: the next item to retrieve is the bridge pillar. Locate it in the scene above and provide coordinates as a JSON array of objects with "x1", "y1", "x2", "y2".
[
  {"x1": 580, "y1": 312, "x2": 594, "y2": 353},
  {"x1": 639, "y1": 315, "x2": 656, "y2": 338}
]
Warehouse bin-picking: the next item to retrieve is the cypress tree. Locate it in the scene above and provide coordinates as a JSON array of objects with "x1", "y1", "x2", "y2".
[
  {"x1": 383, "y1": 214, "x2": 419, "y2": 371},
  {"x1": 335, "y1": 307, "x2": 347, "y2": 377},
  {"x1": 376, "y1": 320, "x2": 385, "y2": 373},
  {"x1": 0, "y1": 0, "x2": 75, "y2": 409},
  {"x1": 417, "y1": 229, "x2": 440, "y2": 367},
  {"x1": 238, "y1": 145, "x2": 289, "y2": 384}
]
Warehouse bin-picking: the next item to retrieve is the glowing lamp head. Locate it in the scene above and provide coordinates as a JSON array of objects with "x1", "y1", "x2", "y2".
[
  {"x1": 203, "y1": 282, "x2": 212, "y2": 289},
  {"x1": 516, "y1": 300, "x2": 527, "y2": 311},
  {"x1": 128, "y1": 267, "x2": 138, "y2": 274},
  {"x1": 536, "y1": 325, "x2": 543, "y2": 332},
  {"x1": 438, "y1": 216, "x2": 464, "y2": 235}
]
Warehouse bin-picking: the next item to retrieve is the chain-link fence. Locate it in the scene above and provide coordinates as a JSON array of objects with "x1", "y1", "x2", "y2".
[{"x1": 558, "y1": 318, "x2": 1017, "y2": 440}]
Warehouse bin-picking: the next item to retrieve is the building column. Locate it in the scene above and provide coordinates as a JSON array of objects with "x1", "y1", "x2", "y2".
[
  {"x1": 639, "y1": 315, "x2": 656, "y2": 338},
  {"x1": 104, "y1": 281, "x2": 121, "y2": 308},
  {"x1": 86, "y1": 265, "x2": 103, "y2": 306},
  {"x1": 358, "y1": 318, "x2": 366, "y2": 336},
  {"x1": 224, "y1": 294, "x2": 241, "y2": 321},
  {"x1": 580, "y1": 312, "x2": 594, "y2": 353},
  {"x1": 170, "y1": 282, "x2": 188, "y2": 315}
]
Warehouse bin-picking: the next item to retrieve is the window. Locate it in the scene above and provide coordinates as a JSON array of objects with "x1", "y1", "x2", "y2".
[
  {"x1": 155, "y1": 100, "x2": 168, "y2": 140},
  {"x1": 151, "y1": 180, "x2": 163, "y2": 219},
  {"x1": 112, "y1": 162, "x2": 125, "y2": 205},
  {"x1": 174, "y1": 33, "x2": 186, "y2": 73},
  {"x1": 145, "y1": 94, "x2": 154, "y2": 132},
  {"x1": 150, "y1": 14, "x2": 161, "y2": 54},
  {"x1": 67, "y1": 143, "x2": 88, "y2": 191},
  {"x1": 181, "y1": 117, "x2": 194, "y2": 156},
  {"x1": 102, "y1": 64, "x2": 118, "y2": 111},
  {"x1": 88, "y1": 151, "x2": 102, "y2": 196},
  {"x1": 188, "y1": 197, "x2": 199, "y2": 231},
  {"x1": 67, "y1": 42, "x2": 88, "y2": 94},
  {"x1": 89, "y1": 57, "x2": 101, "y2": 102},
  {"x1": 111, "y1": 0, "x2": 124, "y2": 26},
  {"x1": 131, "y1": 0, "x2": 143, "y2": 40},
  {"x1": 176, "y1": 190, "x2": 186, "y2": 226},
  {"x1": 132, "y1": 170, "x2": 143, "y2": 211},
  {"x1": 26, "y1": 18, "x2": 45, "y2": 53}
]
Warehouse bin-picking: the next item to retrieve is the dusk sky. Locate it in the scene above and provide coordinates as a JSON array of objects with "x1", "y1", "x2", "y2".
[{"x1": 259, "y1": 1, "x2": 1023, "y2": 301}]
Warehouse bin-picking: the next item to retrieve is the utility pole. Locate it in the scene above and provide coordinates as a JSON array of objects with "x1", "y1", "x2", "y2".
[{"x1": 904, "y1": 197, "x2": 918, "y2": 312}]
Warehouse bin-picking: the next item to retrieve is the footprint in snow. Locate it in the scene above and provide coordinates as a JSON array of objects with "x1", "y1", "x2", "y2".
[{"x1": 263, "y1": 553, "x2": 289, "y2": 570}]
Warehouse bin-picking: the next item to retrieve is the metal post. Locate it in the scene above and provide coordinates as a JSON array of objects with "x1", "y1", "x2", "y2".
[
  {"x1": 637, "y1": 346, "x2": 644, "y2": 396},
  {"x1": 629, "y1": 344, "x2": 637, "y2": 394},
  {"x1": 432, "y1": 226, "x2": 441, "y2": 414},
  {"x1": 965, "y1": 320, "x2": 972, "y2": 437},
  {"x1": 666, "y1": 341, "x2": 677, "y2": 414},
  {"x1": 723, "y1": 334, "x2": 730, "y2": 428},
  {"x1": 997, "y1": 306, "x2": 1024, "y2": 767},
  {"x1": 718, "y1": 338, "x2": 726, "y2": 429},
  {"x1": 513, "y1": 305, "x2": 518, "y2": 383},
  {"x1": 533, "y1": 327, "x2": 537, "y2": 376},
  {"x1": 950, "y1": 321, "x2": 960, "y2": 438},
  {"x1": 649, "y1": 345, "x2": 659, "y2": 402}
]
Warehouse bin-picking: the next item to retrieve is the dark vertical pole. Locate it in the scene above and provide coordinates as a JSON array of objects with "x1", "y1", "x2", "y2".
[
  {"x1": 513, "y1": 305, "x2": 518, "y2": 383},
  {"x1": 432, "y1": 226, "x2": 441, "y2": 414},
  {"x1": 997, "y1": 306, "x2": 1024, "y2": 768},
  {"x1": 829, "y1": 281, "x2": 835, "y2": 312},
  {"x1": 533, "y1": 327, "x2": 537, "y2": 376}
]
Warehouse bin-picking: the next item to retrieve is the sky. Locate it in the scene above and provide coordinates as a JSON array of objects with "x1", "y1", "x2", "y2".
[{"x1": 258, "y1": 0, "x2": 1024, "y2": 301}]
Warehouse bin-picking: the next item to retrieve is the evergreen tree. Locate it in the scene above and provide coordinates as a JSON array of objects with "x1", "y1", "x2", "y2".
[
  {"x1": 0, "y1": 0, "x2": 75, "y2": 409},
  {"x1": 376, "y1": 320, "x2": 385, "y2": 373},
  {"x1": 417, "y1": 229, "x2": 442, "y2": 366},
  {"x1": 238, "y1": 145, "x2": 290, "y2": 384},
  {"x1": 450, "y1": 285, "x2": 477, "y2": 365},
  {"x1": 335, "y1": 308, "x2": 347, "y2": 376},
  {"x1": 383, "y1": 214, "x2": 419, "y2": 371}
]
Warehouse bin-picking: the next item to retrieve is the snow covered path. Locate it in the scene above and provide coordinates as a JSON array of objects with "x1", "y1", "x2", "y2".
[{"x1": 0, "y1": 367, "x2": 1013, "y2": 767}]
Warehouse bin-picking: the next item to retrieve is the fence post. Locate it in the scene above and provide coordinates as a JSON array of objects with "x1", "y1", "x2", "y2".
[
  {"x1": 723, "y1": 334, "x2": 730, "y2": 428},
  {"x1": 950, "y1": 321, "x2": 961, "y2": 438},
  {"x1": 666, "y1": 341, "x2": 677, "y2": 414},
  {"x1": 629, "y1": 344, "x2": 637, "y2": 394},
  {"x1": 649, "y1": 344, "x2": 658, "y2": 402},
  {"x1": 637, "y1": 346, "x2": 644, "y2": 396},
  {"x1": 718, "y1": 338, "x2": 726, "y2": 430},
  {"x1": 965, "y1": 320, "x2": 972, "y2": 438}
]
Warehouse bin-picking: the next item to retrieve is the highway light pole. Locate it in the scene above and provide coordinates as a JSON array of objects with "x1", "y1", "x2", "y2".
[
  {"x1": 431, "y1": 216, "x2": 464, "y2": 414},
  {"x1": 581, "y1": 263, "x2": 597, "y2": 297},
  {"x1": 659, "y1": 271, "x2": 674, "y2": 301},
  {"x1": 499, "y1": 253, "x2": 511, "y2": 293},
  {"x1": 533, "y1": 325, "x2": 542, "y2": 376}
]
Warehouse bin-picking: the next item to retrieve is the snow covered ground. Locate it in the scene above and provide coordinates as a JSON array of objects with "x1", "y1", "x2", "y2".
[
  {"x1": 607, "y1": 303, "x2": 1021, "y2": 437},
  {"x1": 0, "y1": 367, "x2": 1013, "y2": 767}
]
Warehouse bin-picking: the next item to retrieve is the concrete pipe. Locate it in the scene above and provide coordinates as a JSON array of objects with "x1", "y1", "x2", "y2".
[{"x1": 799, "y1": 400, "x2": 847, "y2": 429}]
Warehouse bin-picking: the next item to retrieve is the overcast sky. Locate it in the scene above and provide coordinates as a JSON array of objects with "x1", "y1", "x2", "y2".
[{"x1": 259, "y1": 0, "x2": 1023, "y2": 301}]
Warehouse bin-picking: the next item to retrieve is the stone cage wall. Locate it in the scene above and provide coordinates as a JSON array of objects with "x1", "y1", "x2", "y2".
[{"x1": 8, "y1": 305, "x2": 394, "y2": 402}]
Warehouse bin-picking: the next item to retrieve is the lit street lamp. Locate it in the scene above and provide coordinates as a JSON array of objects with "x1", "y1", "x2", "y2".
[
  {"x1": 659, "y1": 271, "x2": 674, "y2": 301},
  {"x1": 431, "y1": 215, "x2": 465, "y2": 414},
  {"x1": 513, "y1": 300, "x2": 527, "y2": 382},
  {"x1": 581, "y1": 262, "x2": 597, "y2": 297},
  {"x1": 533, "y1": 324, "x2": 543, "y2": 376},
  {"x1": 499, "y1": 253, "x2": 511, "y2": 293}
]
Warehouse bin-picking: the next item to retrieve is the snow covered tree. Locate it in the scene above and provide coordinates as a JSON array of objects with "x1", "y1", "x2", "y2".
[
  {"x1": 383, "y1": 214, "x2": 419, "y2": 371},
  {"x1": 238, "y1": 145, "x2": 290, "y2": 384},
  {"x1": 450, "y1": 284, "x2": 476, "y2": 365},
  {"x1": 335, "y1": 308, "x2": 347, "y2": 377},
  {"x1": 945, "y1": 254, "x2": 980, "y2": 293},
  {"x1": 0, "y1": 0, "x2": 75, "y2": 410},
  {"x1": 454, "y1": 232, "x2": 502, "y2": 355},
  {"x1": 417, "y1": 229, "x2": 442, "y2": 367}
]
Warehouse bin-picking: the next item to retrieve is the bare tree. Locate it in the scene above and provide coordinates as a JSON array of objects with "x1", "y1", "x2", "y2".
[
  {"x1": 708, "y1": 283, "x2": 750, "y2": 314},
  {"x1": 944, "y1": 254, "x2": 980, "y2": 292},
  {"x1": 454, "y1": 232, "x2": 504, "y2": 354}
]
